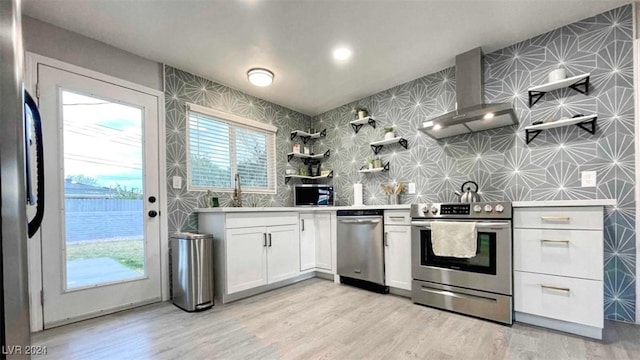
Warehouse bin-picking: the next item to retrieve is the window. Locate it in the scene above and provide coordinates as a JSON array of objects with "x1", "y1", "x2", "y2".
[{"x1": 186, "y1": 103, "x2": 277, "y2": 193}]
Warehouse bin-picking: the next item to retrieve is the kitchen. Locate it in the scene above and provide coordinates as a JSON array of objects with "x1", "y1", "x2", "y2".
[{"x1": 1, "y1": 0, "x2": 639, "y2": 359}]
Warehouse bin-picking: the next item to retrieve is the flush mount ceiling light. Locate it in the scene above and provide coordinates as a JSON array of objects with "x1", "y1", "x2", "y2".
[
  {"x1": 247, "y1": 68, "x2": 274, "y2": 87},
  {"x1": 332, "y1": 47, "x2": 352, "y2": 62}
]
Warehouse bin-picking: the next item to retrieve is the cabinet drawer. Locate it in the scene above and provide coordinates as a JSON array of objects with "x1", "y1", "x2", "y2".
[
  {"x1": 384, "y1": 211, "x2": 411, "y2": 225},
  {"x1": 226, "y1": 212, "x2": 298, "y2": 229},
  {"x1": 513, "y1": 207, "x2": 603, "y2": 230},
  {"x1": 514, "y1": 271, "x2": 603, "y2": 328},
  {"x1": 514, "y1": 229, "x2": 603, "y2": 280}
]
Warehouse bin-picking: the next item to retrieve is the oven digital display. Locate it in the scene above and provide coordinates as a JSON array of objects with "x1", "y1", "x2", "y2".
[{"x1": 440, "y1": 204, "x2": 470, "y2": 215}]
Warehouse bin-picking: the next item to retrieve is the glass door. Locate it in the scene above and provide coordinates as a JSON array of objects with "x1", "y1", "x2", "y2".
[
  {"x1": 62, "y1": 90, "x2": 147, "y2": 289},
  {"x1": 420, "y1": 229, "x2": 497, "y2": 275},
  {"x1": 39, "y1": 64, "x2": 162, "y2": 327}
]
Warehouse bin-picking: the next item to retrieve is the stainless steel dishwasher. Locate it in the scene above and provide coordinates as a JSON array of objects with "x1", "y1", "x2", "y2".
[{"x1": 337, "y1": 209, "x2": 387, "y2": 292}]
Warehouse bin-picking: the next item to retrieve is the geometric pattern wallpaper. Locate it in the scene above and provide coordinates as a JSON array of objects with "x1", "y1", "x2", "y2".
[
  {"x1": 164, "y1": 66, "x2": 310, "y2": 233},
  {"x1": 313, "y1": 5, "x2": 635, "y2": 322}
]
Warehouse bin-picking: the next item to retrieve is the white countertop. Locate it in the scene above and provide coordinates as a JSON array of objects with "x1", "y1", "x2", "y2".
[
  {"x1": 512, "y1": 199, "x2": 616, "y2": 207},
  {"x1": 195, "y1": 204, "x2": 411, "y2": 213}
]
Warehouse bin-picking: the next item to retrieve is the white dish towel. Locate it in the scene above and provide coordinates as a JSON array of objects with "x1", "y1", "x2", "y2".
[{"x1": 431, "y1": 221, "x2": 477, "y2": 258}]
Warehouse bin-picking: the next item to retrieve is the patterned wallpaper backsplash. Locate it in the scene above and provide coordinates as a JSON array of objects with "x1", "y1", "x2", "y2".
[
  {"x1": 164, "y1": 66, "x2": 310, "y2": 232},
  {"x1": 313, "y1": 5, "x2": 635, "y2": 322}
]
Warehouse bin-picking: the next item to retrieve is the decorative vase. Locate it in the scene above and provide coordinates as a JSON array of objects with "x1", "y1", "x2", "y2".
[
  {"x1": 358, "y1": 110, "x2": 367, "y2": 119},
  {"x1": 384, "y1": 132, "x2": 395, "y2": 140}
]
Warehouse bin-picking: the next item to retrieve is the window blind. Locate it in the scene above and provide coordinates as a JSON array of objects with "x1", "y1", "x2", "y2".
[{"x1": 187, "y1": 104, "x2": 277, "y2": 193}]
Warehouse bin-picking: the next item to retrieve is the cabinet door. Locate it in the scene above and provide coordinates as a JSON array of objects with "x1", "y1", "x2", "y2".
[
  {"x1": 267, "y1": 224, "x2": 300, "y2": 284},
  {"x1": 299, "y1": 214, "x2": 316, "y2": 271},
  {"x1": 226, "y1": 227, "x2": 268, "y2": 294},
  {"x1": 315, "y1": 213, "x2": 332, "y2": 270},
  {"x1": 384, "y1": 225, "x2": 412, "y2": 290}
]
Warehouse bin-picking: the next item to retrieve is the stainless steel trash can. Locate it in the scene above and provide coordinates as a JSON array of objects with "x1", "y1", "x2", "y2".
[{"x1": 170, "y1": 232, "x2": 214, "y2": 311}]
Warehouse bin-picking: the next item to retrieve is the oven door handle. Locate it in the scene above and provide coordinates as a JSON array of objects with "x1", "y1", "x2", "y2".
[{"x1": 410, "y1": 221, "x2": 510, "y2": 229}]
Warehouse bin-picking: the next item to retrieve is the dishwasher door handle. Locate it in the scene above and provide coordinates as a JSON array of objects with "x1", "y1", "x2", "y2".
[{"x1": 338, "y1": 219, "x2": 381, "y2": 224}]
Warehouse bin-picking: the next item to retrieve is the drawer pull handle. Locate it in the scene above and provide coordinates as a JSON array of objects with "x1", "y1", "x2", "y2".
[
  {"x1": 541, "y1": 285, "x2": 570, "y2": 292},
  {"x1": 541, "y1": 239, "x2": 570, "y2": 244},
  {"x1": 389, "y1": 216, "x2": 405, "y2": 220},
  {"x1": 541, "y1": 216, "x2": 571, "y2": 222}
]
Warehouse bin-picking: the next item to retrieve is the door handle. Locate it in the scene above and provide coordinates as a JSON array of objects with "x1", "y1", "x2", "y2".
[
  {"x1": 25, "y1": 90, "x2": 45, "y2": 238},
  {"x1": 268, "y1": 233, "x2": 272, "y2": 247},
  {"x1": 541, "y1": 216, "x2": 571, "y2": 222},
  {"x1": 148, "y1": 210, "x2": 158, "y2": 218},
  {"x1": 410, "y1": 221, "x2": 509, "y2": 229},
  {"x1": 384, "y1": 232, "x2": 389, "y2": 247},
  {"x1": 540, "y1": 284, "x2": 570, "y2": 292},
  {"x1": 263, "y1": 233, "x2": 267, "y2": 247},
  {"x1": 148, "y1": 196, "x2": 156, "y2": 203},
  {"x1": 389, "y1": 216, "x2": 406, "y2": 221},
  {"x1": 540, "y1": 239, "x2": 570, "y2": 244},
  {"x1": 338, "y1": 219, "x2": 381, "y2": 224}
]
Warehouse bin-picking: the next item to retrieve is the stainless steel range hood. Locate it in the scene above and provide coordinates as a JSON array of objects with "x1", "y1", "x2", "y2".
[{"x1": 419, "y1": 47, "x2": 518, "y2": 139}]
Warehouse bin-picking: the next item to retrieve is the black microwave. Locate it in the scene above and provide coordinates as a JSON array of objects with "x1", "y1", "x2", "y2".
[{"x1": 294, "y1": 184, "x2": 334, "y2": 207}]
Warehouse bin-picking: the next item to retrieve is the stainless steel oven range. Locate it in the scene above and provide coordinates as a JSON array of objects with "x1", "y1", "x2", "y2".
[{"x1": 410, "y1": 202, "x2": 513, "y2": 324}]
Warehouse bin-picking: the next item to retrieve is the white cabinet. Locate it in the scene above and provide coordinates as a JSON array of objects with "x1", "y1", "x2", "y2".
[
  {"x1": 299, "y1": 213, "x2": 333, "y2": 272},
  {"x1": 225, "y1": 224, "x2": 300, "y2": 295},
  {"x1": 315, "y1": 213, "x2": 332, "y2": 270},
  {"x1": 267, "y1": 225, "x2": 300, "y2": 283},
  {"x1": 226, "y1": 227, "x2": 268, "y2": 294},
  {"x1": 300, "y1": 214, "x2": 316, "y2": 271},
  {"x1": 299, "y1": 214, "x2": 316, "y2": 270},
  {"x1": 513, "y1": 206, "x2": 604, "y2": 339},
  {"x1": 384, "y1": 224, "x2": 412, "y2": 291}
]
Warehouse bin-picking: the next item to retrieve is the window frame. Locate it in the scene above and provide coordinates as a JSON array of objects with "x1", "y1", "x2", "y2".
[{"x1": 185, "y1": 103, "x2": 277, "y2": 194}]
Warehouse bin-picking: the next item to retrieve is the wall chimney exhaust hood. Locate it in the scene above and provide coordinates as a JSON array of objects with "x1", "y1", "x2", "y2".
[{"x1": 419, "y1": 47, "x2": 518, "y2": 139}]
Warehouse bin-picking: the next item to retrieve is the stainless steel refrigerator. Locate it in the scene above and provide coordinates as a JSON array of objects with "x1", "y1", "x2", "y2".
[{"x1": 1, "y1": 0, "x2": 45, "y2": 358}]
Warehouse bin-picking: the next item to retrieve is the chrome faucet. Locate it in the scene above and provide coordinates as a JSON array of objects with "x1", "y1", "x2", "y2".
[{"x1": 232, "y1": 173, "x2": 242, "y2": 207}]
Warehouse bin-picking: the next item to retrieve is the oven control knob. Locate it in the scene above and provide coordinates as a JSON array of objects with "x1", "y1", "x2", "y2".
[
  {"x1": 484, "y1": 204, "x2": 493, "y2": 213},
  {"x1": 495, "y1": 204, "x2": 505, "y2": 213},
  {"x1": 430, "y1": 206, "x2": 438, "y2": 214},
  {"x1": 473, "y1": 204, "x2": 482, "y2": 213}
]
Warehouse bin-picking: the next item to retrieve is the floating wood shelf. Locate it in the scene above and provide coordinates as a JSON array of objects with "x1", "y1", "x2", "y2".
[
  {"x1": 358, "y1": 162, "x2": 390, "y2": 173},
  {"x1": 287, "y1": 149, "x2": 330, "y2": 164},
  {"x1": 525, "y1": 114, "x2": 597, "y2": 144},
  {"x1": 370, "y1": 137, "x2": 408, "y2": 155},
  {"x1": 350, "y1": 116, "x2": 376, "y2": 133},
  {"x1": 290, "y1": 129, "x2": 326, "y2": 144},
  {"x1": 284, "y1": 171, "x2": 334, "y2": 184},
  {"x1": 528, "y1": 73, "x2": 590, "y2": 108}
]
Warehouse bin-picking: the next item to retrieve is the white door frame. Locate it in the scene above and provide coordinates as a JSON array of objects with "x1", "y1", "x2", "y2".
[
  {"x1": 25, "y1": 52, "x2": 168, "y2": 331},
  {"x1": 634, "y1": 39, "x2": 640, "y2": 324}
]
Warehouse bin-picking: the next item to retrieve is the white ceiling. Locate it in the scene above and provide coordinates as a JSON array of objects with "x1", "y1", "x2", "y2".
[{"x1": 23, "y1": 0, "x2": 631, "y2": 116}]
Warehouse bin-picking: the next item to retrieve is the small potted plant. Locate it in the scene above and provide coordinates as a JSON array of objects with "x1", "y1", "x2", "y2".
[
  {"x1": 384, "y1": 126, "x2": 395, "y2": 140},
  {"x1": 367, "y1": 158, "x2": 374, "y2": 169},
  {"x1": 356, "y1": 106, "x2": 369, "y2": 119}
]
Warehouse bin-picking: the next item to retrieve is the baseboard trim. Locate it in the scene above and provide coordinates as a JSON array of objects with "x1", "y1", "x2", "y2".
[
  {"x1": 515, "y1": 311, "x2": 603, "y2": 340},
  {"x1": 314, "y1": 271, "x2": 334, "y2": 281},
  {"x1": 389, "y1": 287, "x2": 411, "y2": 298},
  {"x1": 222, "y1": 272, "x2": 317, "y2": 303}
]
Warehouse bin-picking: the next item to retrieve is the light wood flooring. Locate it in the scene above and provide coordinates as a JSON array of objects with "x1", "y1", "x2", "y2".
[{"x1": 33, "y1": 278, "x2": 640, "y2": 359}]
